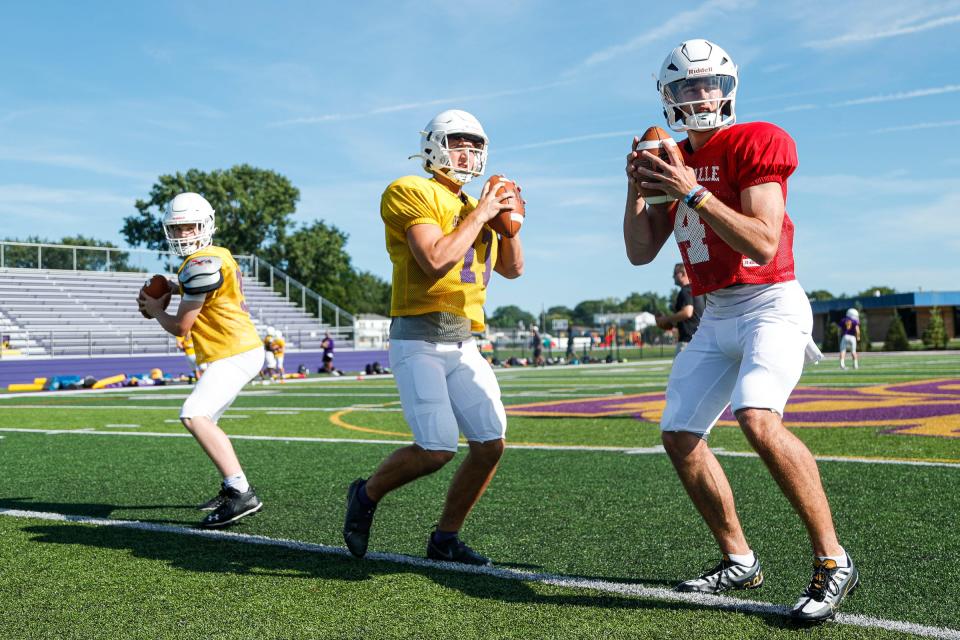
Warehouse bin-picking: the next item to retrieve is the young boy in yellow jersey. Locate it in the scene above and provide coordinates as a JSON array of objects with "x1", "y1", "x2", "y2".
[
  {"x1": 176, "y1": 331, "x2": 202, "y2": 379},
  {"x1": 272, "y1": 330, "x2": 286, "y2": 382},
  {"x1": 344, "y1": 109, "x2": 524, "y2": 565},
  {"x1": 139, "y1": 192, "x2": 265, "y2": 528}
]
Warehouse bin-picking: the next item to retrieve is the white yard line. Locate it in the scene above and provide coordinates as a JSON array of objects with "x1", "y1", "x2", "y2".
[
  {"x1": 0, "y1": 428, "x2": 957, "y2": 468},
  {"x1": 0, "y1": 508, "x2": 957, "y2": 639}
]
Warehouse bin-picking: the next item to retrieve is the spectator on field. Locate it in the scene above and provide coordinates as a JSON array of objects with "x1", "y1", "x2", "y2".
[
  {"x1": 656, "y1": 263, "x2": 705, "y2": 354},
  {"x1": 530, "y1": 326, "x2": 545, "y2": 367},
  {"x1": 321, "y1": 332, "x2": 337, "y2": 374}
]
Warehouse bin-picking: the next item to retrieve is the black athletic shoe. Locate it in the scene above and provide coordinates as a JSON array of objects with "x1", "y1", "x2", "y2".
[
  {"x1": 675, "y1": 554, "x2": 764, "y2": 593},
  {"x1": 343, "y1": 478, "x2": 376, "y2": 558},
  {"x1": 791, "y1": 554, "x2": 859, "y2": 622},
  {"x1": 426, "y1": 533, "x2": 492, "y2": 567},
  {"x1": 199, "y1": 486, "x2": 262, "y2": 528},
  {"x1": 198, "y1": 485, "x2": 229, "y2": 512}
]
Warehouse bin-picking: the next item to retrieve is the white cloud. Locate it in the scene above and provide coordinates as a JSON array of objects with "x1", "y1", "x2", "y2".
[
  {"x1": 269, "y1": 81, "x2": 569, "y2": 127},
  {"x1": 498, "y1": 130, "x2": 637, "y2": 153},
  {"x1": 806, "y1": 13, "x2": 960, "y2": 48},
  {"x1": 565, "y1": 0, "x2": 756, "y2": 75},
  {"x1": 0, "y1": 146, "x2": 154, "y2": 182},
  {"x1": 832, "y1": 84, "x2": 960, "y2": 107},
  {"x1": 868, "y1": 120, "x2": 960, "y2": 134}
]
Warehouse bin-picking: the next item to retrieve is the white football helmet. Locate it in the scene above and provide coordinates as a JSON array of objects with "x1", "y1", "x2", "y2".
[
  {"x1": 266, "y1": 326, "x2": 276, "y2": 337},
  {"x1": 412, "y1": 109, "x2": 488, "y2": 185},
  {"x1": 657, "y1": 39, "x2": 738, "y2": 132},
  {"x1": 275, "y1": 330, "x2": 283, "y2": 339},
  {"x1": 163, "y1": 192, "x2": 216, "y2": 257},
  {"x1": 846, "y1": 308, "x2": 860, "y2": 320}
]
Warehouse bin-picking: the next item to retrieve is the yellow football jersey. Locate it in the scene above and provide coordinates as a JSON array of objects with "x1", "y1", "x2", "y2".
[
  {"x1": 177, "y1": 246, "x2": 262, "y2": 364},
  {"x1": 381, "y1": 175, "x2": 498, "y2": 332},
  {"x1": 273, "y1": 337, "x2": 286, "y2": 356}
]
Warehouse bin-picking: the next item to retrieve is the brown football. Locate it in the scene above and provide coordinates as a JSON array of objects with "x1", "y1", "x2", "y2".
[
  {"x1": 486, "y1": 175, "x2": 525, "y2": 238},
  {"x1": 634, "y1": 126, "x2": 678, "y2": 205},
  {"x1": 139, "y1": 274, "x2": 172, "y2": 319}
]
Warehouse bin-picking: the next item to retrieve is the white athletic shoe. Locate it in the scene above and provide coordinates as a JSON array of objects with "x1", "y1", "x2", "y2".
[
  {"x1": 791, "y1": 554, "x2": 859, "y2": 622},
  {"x1": 675, "y1": 554, "x2": 764, "y2": 593}
]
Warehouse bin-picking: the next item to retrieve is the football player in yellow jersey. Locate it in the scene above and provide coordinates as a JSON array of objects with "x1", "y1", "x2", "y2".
[
  {"x1": 344, "y1": 109, "x2": 524, "y2": 566},
  {"x1": 176, "y1": 331, "x2": 202, "y2": 379},
  {"x1": 272, "y1": 330, "x2": 286, "y2": 382},
  {"x1": 139, "y1": 192, "x2": 265, "y2": 528}
]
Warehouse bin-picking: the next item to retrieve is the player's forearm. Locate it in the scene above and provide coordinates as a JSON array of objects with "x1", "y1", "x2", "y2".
[
  {"x1": 154, "y1": 311, "x2": 189, "y2": 337},
  {"x1": 623, "y1": 185, "x2": 670, "y2": 265},
  {"x1": 421, "y1": 216, "x2": 487, "y2": 278},
  {"x1": 494, "y1": 236, "x2": 523, "y2": 279},
  {"x1": 694, "y1": 196, "x2": 781, "y2": 265}
]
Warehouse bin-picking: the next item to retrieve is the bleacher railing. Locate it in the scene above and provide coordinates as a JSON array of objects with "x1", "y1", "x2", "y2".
[
  {"x1": 0, "y1": 241, "x2": 355, "y2": 352},
  {"x1": 247, "y1": 255, "x2": 355, "y2": 338}
]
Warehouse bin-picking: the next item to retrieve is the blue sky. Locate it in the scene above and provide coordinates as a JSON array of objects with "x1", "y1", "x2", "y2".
[{"x1": 2, "y1": 1, "x2": 959, "y2": 314}]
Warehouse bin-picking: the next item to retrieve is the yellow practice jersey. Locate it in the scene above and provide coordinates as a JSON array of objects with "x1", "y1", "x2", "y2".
[
  {"x1": 177, "y1": 246, "x2": 262, "y2": 364},
  {"x1": 272, "y1": 337, "x2": 286, "y2": 356},
  {"x1": 381, "y1": 175, "x2": 498, "y2": 332}
]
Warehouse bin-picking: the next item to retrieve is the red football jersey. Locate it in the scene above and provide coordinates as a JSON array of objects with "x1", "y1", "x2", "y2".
[{"x1": 671, "y1": 122, "x2": 798, "y2": 296}]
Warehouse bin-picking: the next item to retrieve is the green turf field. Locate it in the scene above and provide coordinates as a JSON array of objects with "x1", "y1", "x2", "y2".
[{"x1": 1, "y1": 352, "x2": 958, "y2": 638}]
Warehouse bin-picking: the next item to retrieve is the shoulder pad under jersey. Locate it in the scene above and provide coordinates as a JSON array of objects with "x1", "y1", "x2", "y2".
[{"x1": 179, "y1": 255, "x2": 224, "y2": 295}]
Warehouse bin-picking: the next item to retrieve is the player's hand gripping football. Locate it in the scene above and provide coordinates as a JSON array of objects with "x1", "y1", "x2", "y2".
[
  {"x1": 474, "y1": 177, "x2": 520, "y2": 225},
  {"x1": 636, "y1": 142, "x2": 698, "y2": 202},
  {"x1": 138, "y1": 290, "x2": 171, "y2": 319}
]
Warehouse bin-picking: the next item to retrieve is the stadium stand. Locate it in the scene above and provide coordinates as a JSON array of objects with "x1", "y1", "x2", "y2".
[{"x1": 0, "y1": 268, "x2": 352, "y2": 357}]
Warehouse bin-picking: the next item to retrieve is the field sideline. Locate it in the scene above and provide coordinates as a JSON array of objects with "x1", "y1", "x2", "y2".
[{"x1": 1, "y1": 353, "x2": 958, "y2": 638}]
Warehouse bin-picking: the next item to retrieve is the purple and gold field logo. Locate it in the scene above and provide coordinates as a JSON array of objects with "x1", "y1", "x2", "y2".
[{"x1": 506, "y1": 379, "x2": 960, "y2": 438}]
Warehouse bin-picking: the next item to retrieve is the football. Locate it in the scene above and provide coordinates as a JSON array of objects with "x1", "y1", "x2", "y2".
[
  {"x1": 634, "y1": 126, "x2": 678, "y2": 205},
  {"x1": 139, "y1": 274, "x2": 171, "y2": 319},
  {"x1": 486, "y1": 175, "x2": 525, "y2": 238}
]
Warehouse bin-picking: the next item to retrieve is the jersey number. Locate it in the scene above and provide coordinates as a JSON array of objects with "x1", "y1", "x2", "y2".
[
  {"x1": 674, "y1": 204, "x2": 710, "y2": 264},
  {"x1": 460, "y1": 229, "x2": 493, "y2": 286}
]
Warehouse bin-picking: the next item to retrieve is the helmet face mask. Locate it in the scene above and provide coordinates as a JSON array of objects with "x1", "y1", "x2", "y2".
[
  {"x1": 163, "y1": 192, "x2": 216, "y2": 257},
  {"x1": 658, "y1": 39, "x2": 738, "y2": 133},
  {"x1": 414, "y1": 109, "x2": 489, "y2": 185}
]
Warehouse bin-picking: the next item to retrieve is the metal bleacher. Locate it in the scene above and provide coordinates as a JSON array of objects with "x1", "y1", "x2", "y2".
[{"x1": 0, "y1": 244, "x2": 355, "y2": 358}]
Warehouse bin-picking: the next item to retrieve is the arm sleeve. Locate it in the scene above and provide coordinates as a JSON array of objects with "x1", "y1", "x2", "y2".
[
  {"x1": 735, "y1": 124, "x2": 798, "y2": 189},
  {"x1": 178, "y1": 256, "x2": 225, "y2": 295},
  {"x1": 381, "y1": 182, "x2": 441, "y2": 233}
]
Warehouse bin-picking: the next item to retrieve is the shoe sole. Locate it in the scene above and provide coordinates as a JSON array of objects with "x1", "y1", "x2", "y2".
[{"x1": 199, "y1": 502, "x2": 263, "y2": 528}]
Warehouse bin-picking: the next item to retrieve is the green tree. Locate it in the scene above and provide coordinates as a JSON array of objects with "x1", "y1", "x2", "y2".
[
  {"x1": 858, "y1": 286, "x2": 896, "y2": 298},
  {"x1": 2, "y1": 235, "x2": 136, "y2": 271},
  {"x1": 822, "y1": 320, "x2": 839, "y2": 352},
  {"x1": 343, "y1": 270, "x2": 392, "y2": 316},
  {"x1": 619, "y1": 291, "x2": 670, "y2": 315},
  {"x1": 122, "y1": 165, "x2": 298, "y2": 255},
  {"x1": 855, "y1": 302, "x2": 871, "y2": 352},
  {"x1": 806, "y1": 289, "x2": 834, "y2": 301},
  {"x1": 922, "y1": 306, "x2": 949, "y2": 350},
  {"x1": 572, "y1": 298, "x2": 619, "y2": 326},
  {"x1": 884, "y1": 310, "x2": 910, "y2": 351},
  {"x1": 488, "y1": 305, "x2": 536, "y2": 329}
]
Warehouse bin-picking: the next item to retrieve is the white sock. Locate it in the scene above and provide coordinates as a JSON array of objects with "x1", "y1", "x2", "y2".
[
  {"x1": 728, "y1": 550, "x2": 756, "y2": 566},
  {"x1": 817, "y1": 548, "x2": 849, "y2": 567},
  {"x1": 223, "y1": 472, "x2": 250, "y2": 493}
]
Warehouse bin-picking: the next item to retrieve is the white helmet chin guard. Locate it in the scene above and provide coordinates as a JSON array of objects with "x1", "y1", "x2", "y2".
[
  {"x1": 658, "y1": 39, "x2": 738, "y2": 132},
  {"x1": 412, "y1": 109, "x2": 488, "y2": 185},
  {"x1": 163, "y1": 192, "x2": 216, "y2": 257}
]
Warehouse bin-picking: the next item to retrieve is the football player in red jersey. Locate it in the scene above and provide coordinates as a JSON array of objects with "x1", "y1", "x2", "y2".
[{"x1": 623, "y1": 39, "x2": 857, "y2": 622}]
